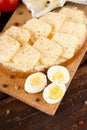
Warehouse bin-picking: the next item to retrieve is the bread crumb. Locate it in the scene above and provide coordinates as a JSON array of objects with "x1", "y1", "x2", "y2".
[
  {"x1": 6, "y1": 109, "x2": 11, "y2": 115},
  {"x1": 84, "y1": 100, "x2": 87, "y2": 105}
]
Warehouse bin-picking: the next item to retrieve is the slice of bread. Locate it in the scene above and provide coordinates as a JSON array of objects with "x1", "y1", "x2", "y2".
[
  {"x1": 59, "y1": 21, "x2": 87, "y2": 49},
  {"x1": 23, "y1": 18, "x2": 52, "y2": 42},
  {"x1": 39, "y1": 12, "x2": 66, "y2": 33},
  {"x1": 33, "y1": 37, "x2": 62, "y2": 67},
  {"x1": 52, "y1": 32, "x2": 78, "y2": 59},
  {"x1": 5, "y1": 25, "x2": 31, "y2": 44},
  {"x1": 59, "y1": 6, "x2": 87, "y2": 24},
  {"x1": 12, "y1": 44, "x2": 40, "y2": 72},
  {"x1": 0, "y1": 35, "x2": 20, "y2": 62}
]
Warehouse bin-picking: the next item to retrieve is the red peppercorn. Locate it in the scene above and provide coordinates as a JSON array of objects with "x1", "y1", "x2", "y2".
[{"x1": 78, "y1": 120, "x2": 85, "y2": 126}]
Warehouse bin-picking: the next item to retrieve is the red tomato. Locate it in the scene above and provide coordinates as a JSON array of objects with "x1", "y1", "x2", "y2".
[{"x1": 0, "y1": 0, "x2": 19, "y2": 12}]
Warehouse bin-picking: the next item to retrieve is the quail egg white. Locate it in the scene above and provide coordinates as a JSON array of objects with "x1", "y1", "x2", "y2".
[
  {"x1": 47, "y1": 65, "x2": 70, "y2": 84},
  {"x1": 43, "y1": 82, "x2": 66, "y2": 104},
  {"x1": 24, "y1": 72, "x2": 47, "y2": 93}
]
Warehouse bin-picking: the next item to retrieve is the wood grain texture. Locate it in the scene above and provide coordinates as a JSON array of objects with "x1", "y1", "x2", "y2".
[{"x1": 0, "y1": 2, "x2": 87, "y2": 116}]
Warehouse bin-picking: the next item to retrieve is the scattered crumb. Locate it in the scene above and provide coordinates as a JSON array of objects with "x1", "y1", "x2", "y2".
[
  {"x1": 28, "y1": 109, "x2": 31, "y2": 112},
  {"x1": 72, "y1": 103, "x2": 74, "y2": 106},
  {"x1": 19, "y1": 122, "x2": 22, "y2": 125},
  {"x1": 84, "y1": 100, "x2": 87, "y2": 105},
  {"x1": 79, "y1": 95, "x2": 82, "y2": 98},
  {"x1": 74, "y1": 76, "x2": 79, "y2": 80},
  {"x1": 32, "y1": 113, "x2": 37, "y2": 116},
  {"x1": 6, "y1": 109, "x2": 11, "y2": 115},
  {"x1": 15, "y1": 85, "x2": 20, "y2": 90}
]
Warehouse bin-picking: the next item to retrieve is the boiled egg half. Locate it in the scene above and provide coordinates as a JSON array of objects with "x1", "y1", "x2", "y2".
[
  {"x1": 24, "y1": 72, "x2": 47, "y2": 93},
  {"x1": 47, "y1": 65, "x2": 70, "y2": 84},
  {"x1": 43, "y1": 82, "x2": 66, "y2": 104}
]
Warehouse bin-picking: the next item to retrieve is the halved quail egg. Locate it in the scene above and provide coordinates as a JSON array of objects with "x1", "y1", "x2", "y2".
[
  {"x1": 43, "y1": 82, "x2": 66, "y2": 104},
  {"x1": 47, "y1": 65, "x2": 70, "y2": 84},
  {"x1": 24, "y1": 72, "x2": 47, "y2": 93}
]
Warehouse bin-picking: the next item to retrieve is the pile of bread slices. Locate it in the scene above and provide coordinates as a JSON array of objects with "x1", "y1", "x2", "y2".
[{"x1": 0, "y1": 6, "x2": 87, "y2": 77}]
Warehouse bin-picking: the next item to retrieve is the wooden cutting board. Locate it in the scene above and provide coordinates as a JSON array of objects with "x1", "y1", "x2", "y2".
[{"x1": 0, "y1": 3, "x2": 87, "y2": 116}]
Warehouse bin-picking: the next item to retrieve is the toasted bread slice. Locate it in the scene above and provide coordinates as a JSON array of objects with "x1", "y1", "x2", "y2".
[
  {"x1": 5, "y1": 25, "x2": 31, "y2": 44},
  {"x1": 23, "y1": 18, "x2": 52, "y2": 42},
  {"x1": 52, "y1": 32, "x2": 78, "y2": 59},
  {"x1": 33, "y1": 37, "x2": 62, "y2": 67},
  {"x1": 39, "y1": 12, "x2": 66, "y2": 33},
  {"x1": 12, "y1": 44, "x2": 40, "y2": 72},
  {"x1": 0, "y1": 35, "x2": 20, "y2": 62}
]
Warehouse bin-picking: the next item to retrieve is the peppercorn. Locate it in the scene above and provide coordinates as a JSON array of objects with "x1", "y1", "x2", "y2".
[{"x1": 78, "y1": 120, "x2": 85, "y2": 126}]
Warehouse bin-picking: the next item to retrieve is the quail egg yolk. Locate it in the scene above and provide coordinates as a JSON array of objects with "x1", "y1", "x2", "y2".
[
  {"x1": 49, "y1": 85, "x2": 64, "y2": 100},
  {"x1": 30, "y1": 75, "x2": 42, "y2": 87},
  {"x1": 52, "y1": 70, "x2": 65, "y2": 82}
]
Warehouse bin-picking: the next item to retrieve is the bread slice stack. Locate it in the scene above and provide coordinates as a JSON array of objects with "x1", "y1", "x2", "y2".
[{"x1": 0, "y1": 6, "x2": 87, "y2": 77}]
